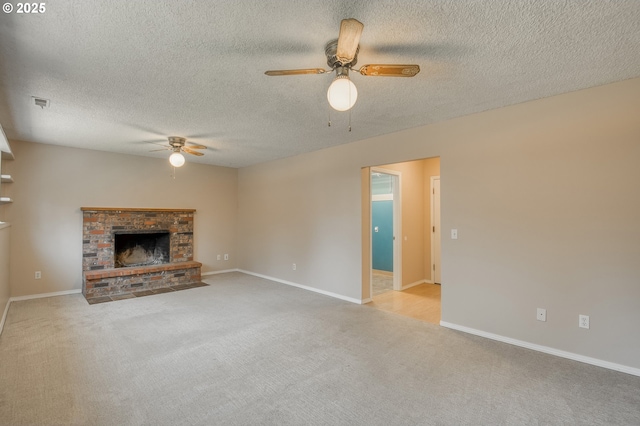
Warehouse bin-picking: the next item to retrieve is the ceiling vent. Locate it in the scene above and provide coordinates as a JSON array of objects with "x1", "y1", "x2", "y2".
[{"x1": 32, "y1": 97, "x2": 50, "y2": 109}]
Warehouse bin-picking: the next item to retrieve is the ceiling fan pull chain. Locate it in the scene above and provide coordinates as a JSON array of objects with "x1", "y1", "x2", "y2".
[
  {"x1": 328, "y1": 107, "x2": 332, "y2": 127},
  {"x1": 348, "y1": 108, "x2": 352, "y2": 132}
]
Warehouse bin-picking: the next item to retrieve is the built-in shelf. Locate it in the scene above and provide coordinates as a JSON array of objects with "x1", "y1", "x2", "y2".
[
  {"x1": 0, "y1": 197, "x2": 12, "y2": 204},
  {"x1": 1, "y1": 174, "x2": 13, "y2": 183}
]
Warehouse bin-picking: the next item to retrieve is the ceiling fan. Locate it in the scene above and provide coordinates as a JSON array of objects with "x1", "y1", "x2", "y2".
[
  {"x1": 265, "y1": 18, "x2": 420, "y2": 112},
  {"x1": 151, "y1": 136, "x2": 207, "y2": 167}
]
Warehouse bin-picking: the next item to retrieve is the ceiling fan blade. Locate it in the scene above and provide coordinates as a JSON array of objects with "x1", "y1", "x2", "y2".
[
  {"x1": 265, "y1": 68, "x2": 328, "y2": 76},
  {"x1": 358, "y1": 64, "x2": 421, "y2": 77},
  {"x1": 186, "y1": 143, "x2": 207, "y2": 150},
  {"x1": 182, "y1": 147, "x2": 205, "y2": 156},
  {"x1": 149, "y1": 147, "x2": 171, "y2": 152},
  {"x1": 336, "y1": 18, "x2": 364, "y2": 64}
]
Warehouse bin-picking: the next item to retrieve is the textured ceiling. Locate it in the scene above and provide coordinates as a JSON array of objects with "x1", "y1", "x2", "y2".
[{"x1": 0, "y1": 1, "x2": 639, "y2": 168}]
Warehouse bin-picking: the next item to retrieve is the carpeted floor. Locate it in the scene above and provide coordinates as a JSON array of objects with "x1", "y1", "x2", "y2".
[{"x1": 1, "y1": 272, "x2": 639, "y2": 425}]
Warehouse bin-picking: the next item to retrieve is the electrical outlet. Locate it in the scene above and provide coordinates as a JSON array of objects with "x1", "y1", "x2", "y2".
[
  {"x1": 35, "y1": 271, "x2": 42, "y2": 279},
  {"x1": 579, "y1": 315, "x2": 590, "y2": 329},
  {"x1": 292, "y1": 263, "x2": 296, "y2": 271},
  {"x1": 451, "y1": 229, "x2": 458, "y2": 239},
  {"x1": 217, "y1": 254, "x2": 221, "y2": 261},
  {"x1": 224, "y1": 254, "x2": 229, "y2": 261},
  {"x1": 536, "y1": 308, "x2": 546, "y2": 322}
]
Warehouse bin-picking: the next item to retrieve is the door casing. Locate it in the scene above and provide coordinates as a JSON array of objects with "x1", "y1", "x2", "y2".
[{"x1": 430, "y1": 176, "x2": 441, "y2": 284}]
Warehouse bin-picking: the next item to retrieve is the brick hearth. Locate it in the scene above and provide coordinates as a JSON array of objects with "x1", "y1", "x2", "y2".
[{"x1": 81, "y1": 207, "x2": 202, "y2": 300}]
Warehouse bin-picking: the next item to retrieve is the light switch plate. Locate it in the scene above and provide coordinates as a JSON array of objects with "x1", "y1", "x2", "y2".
[{"x1": 451, "y1": 229, "x2": 458, "y2": 239}]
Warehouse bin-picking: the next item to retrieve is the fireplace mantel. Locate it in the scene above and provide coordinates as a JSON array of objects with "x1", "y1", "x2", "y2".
[{"x1": 81, "y1": 207, "x2": 196, "y2": 213}]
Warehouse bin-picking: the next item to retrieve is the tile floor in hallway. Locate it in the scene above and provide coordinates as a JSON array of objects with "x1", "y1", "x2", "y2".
[{"x1": 369, "y1": 272, "x2": 441, "y2": 325}]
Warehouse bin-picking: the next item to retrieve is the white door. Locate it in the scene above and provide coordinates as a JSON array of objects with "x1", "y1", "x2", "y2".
[{"x1": 432, "y1": 177, "x2": 441, "y2": 284}]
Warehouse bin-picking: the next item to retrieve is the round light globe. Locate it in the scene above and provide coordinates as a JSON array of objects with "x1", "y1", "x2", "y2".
[
  {"x1": 327, "y1": 76, "x2": 358, "y2": 111},
  {"x1": 169, "y1": 152, "x2": 186, "y2": 167}
]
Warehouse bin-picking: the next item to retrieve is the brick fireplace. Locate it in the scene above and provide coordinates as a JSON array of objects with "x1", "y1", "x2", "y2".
[{"x1": 81, "y1": 207, "x2": 202, "y2": 300}]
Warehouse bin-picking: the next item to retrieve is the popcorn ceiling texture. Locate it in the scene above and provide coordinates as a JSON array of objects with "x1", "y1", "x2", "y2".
[{"x1": 0, "y1": 0, "x2": 639, "y2": 167}]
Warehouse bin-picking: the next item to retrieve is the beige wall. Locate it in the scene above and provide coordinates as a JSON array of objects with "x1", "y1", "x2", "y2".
[
  {"x1": 4, "y1": 141, "x2": 238, "y2": 297},
  {"x1": 237, "y1": 147, "x2": 363, "y2": 300},
  {"x1": 238, "y1": 77, "x2": 640, "y2": 369}
]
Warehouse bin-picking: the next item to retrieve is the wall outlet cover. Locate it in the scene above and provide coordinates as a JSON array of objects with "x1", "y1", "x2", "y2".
[{"x1": 579, "y1": 314, "x2": 590, "y2": 329}]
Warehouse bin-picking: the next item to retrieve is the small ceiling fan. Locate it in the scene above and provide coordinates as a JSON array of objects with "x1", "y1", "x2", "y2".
[
  {"x1": 151, "y1": 136, "x2": 207, "y2": 167},
  {"x1": 265, "y1": 18, "x2": 420, "y2": 112}
]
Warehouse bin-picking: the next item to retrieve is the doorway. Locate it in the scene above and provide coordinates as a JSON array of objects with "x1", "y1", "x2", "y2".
[
  {"x1": 363, "y1": 157, "x2": 441, "y2": 325},
  {"x1": 370, "y1": 168, "x2": 401, "y2": 297}
]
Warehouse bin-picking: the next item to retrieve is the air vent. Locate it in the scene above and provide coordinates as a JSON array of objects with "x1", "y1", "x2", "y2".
[{"x1": 31, "y1": 97, "x2": 50, "y2": 109}]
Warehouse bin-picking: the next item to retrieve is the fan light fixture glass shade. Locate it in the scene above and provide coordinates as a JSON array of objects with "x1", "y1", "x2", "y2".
[
  {"x1": 327, "y1": 75, "x2": 358, "y2": 111},
  {"x1": 169, "y1": 152, "x2": 185, "y2": 167}
]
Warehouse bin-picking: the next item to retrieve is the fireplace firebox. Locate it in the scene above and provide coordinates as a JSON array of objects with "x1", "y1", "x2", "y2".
[{"x1": 114, "y1": 231, "x2": 170, "y2": 267}]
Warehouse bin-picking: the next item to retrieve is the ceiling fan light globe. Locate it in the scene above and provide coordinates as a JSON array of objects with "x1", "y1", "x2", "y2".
[
  {"x1": 327, "y1": 76, "x2": 358, "y2": 111},
  {"x1": 169, "y1": 152, "x2": 186, "y2": 167}
]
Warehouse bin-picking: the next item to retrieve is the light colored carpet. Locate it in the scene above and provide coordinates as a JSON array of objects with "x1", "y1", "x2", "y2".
[{"x1": 1, "y1": 272, "x2": 639, "y2": 425}]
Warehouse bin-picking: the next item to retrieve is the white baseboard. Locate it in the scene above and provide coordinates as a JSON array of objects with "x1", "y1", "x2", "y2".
[
  {"x1": 361, "y1": 298, "x2": 373, "y2": 304},
  {"x1": 10, "y1": 289, "x2": 82, "y2": 302},
  {"x1": 238, "y1": 269, "x2": 366, "y2": 305},
  {"x1": 401, "y1": 279, "x2": 427, "y2": 291},
  {"x1": 440, "y1": 321, "x2": 640, "y2": 378},
  {"x1": 201, "y1": 269, "x2": 239, "y2": 277}
]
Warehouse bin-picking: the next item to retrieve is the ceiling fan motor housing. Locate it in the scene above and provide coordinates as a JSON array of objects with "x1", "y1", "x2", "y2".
[
  {"x1": 168, "y1": 136, "x2": 186, "y2": 149},
  {"x1": 325, "y1": 39, "x2": 358, "y2": 69}
]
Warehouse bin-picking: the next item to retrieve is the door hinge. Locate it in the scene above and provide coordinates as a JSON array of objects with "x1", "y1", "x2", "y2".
[
  {"x1": 433, "y1": 264, "x2": 436, "y2": 270},
  {"x1": 433, "y1": 188, "x2": 435, "y2": 194},
  {"x1": 433, "y1": 226, "x2": 435, "y2": 233}
]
